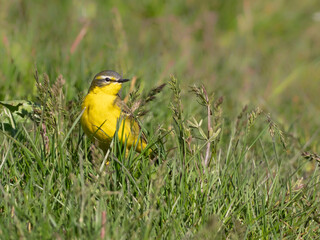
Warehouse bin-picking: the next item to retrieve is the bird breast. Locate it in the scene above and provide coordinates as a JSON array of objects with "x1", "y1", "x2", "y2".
[{"x1": 81, "y1": 93, "x2": 121, "y2": 141}]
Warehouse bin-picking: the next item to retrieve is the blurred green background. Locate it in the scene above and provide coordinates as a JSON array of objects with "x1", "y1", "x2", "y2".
[
  {"x1": 1, "y1": 0, "x2": 320, "y2": 144},
  {"x1": 1, "y1": 1, "x2": 320, "y2": 238}
]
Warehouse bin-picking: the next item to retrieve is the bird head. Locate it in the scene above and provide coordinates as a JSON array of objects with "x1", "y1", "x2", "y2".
[{"x1": 89, "y1": 70, "x2": 130, "y2": 95}]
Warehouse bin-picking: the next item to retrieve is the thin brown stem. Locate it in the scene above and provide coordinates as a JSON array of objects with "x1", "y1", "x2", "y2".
[
  {"x1": 202, "y1": 85, "x2": 212, "y2": 168},
  {"x1": 100, "y1": 211, "x2": 107, "y2": 239}
]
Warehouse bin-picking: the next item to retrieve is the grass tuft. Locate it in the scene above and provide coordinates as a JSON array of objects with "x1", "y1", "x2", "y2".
[{"x1": 1, "y1": 1, "x2": 320, "y2": 238}]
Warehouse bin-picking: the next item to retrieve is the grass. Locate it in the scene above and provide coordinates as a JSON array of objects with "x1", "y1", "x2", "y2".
[{"x1": 1, "y1": 0, "x2": 320, "y2": 239}]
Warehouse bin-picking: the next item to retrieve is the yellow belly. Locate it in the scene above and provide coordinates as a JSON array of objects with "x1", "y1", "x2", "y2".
[{"x1": 80, "y1": 92, "x2": 146, "y2": 153}]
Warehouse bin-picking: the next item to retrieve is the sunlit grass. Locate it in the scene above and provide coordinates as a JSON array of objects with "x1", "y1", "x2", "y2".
[{"x1": 1, "y1": 0, "x2": 320, "y2": 239}]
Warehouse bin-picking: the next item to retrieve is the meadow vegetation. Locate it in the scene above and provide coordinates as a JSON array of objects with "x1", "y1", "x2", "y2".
[{"x1": 1, "y1": 0, "x2": 320, "y2": 239}]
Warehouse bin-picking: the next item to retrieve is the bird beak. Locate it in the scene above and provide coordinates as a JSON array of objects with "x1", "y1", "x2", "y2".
[{"x1": 117, "y1": 78, "x2": 130, "y2": 83}]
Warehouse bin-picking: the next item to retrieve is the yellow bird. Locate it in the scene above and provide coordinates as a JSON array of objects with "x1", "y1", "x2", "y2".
[{"x1": 81, "y1": 70, "x2": 147, "y2": 153}]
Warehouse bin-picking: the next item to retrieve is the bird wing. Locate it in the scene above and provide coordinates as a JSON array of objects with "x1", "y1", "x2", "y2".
[{"x1": 114, "y1": 96, "x2": 148, "y2": 143}]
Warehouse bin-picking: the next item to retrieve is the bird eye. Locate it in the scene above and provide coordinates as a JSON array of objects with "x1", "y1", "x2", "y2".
[{"x1": 104, "y1": 77, "x2": 111, "y2": 82}]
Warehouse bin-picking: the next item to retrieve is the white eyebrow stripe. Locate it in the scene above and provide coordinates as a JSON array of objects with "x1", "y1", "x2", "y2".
[
  {"x1": 97, "y1": 75, "x2": 107, "y2": 79},
  {"x1": 96, "y1": 75, "x2": 116, "y2": 80}
]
